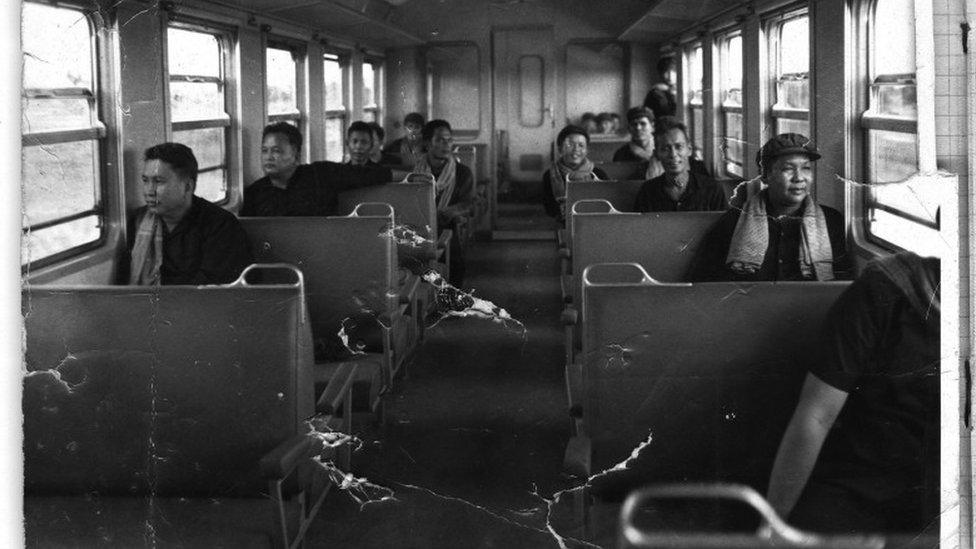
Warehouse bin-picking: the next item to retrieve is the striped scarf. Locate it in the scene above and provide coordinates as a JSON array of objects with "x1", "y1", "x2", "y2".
[
  {"x1": 726, "y1": 189, "x2": 835, "y2": 280},
  {"x1": 414, "y1": 154, "x2": 458, "y2": 211},
  {"x1": 129, "y1": 211, "x2": 163, "y2": 286},
  {"x1": 549, "y1": 157, "x2": 596, "y2": 203},
  {"x1": 625, "y1": 142, "x2": 664, "y2": 180}
]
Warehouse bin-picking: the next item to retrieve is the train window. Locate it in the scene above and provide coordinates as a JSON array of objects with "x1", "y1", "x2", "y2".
[
  {"x1": 362, "y1": 60, "x2": 383, "y2": 123},
  {"x1": 860, "y1": 0, "x2": 935, "y2": 252},
  {"x1": 167, "y1": 25, "x2": 233, "y2": 203},
  {"x1": 684, "y1": 42, "x2": 704, "y2": 160},
  {"x1": 767, "y1": 12, "x2": 810, "y2": 137},
  {"x1": 266, "y1": 41, "x2": 307, "y2": 161},
  {"x1": 323, "y1": 53, "x2": 347, "y2": 162},
  {"x1": 718, "y1": 32, "x2": 743, "y2": 177},
  {"x1": 21, "y1": 2, "x2": 105, "y2": 266}
]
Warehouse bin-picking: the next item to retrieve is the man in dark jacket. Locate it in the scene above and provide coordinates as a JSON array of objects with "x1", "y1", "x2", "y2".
[
  {"x1": 242, "y1": 122, "x2": 391, "y2": 217},
  {"x1": 633, "y1": 118, "x2": 727, "y2": 213}
]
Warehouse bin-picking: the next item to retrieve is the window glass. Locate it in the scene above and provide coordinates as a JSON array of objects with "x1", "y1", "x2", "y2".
[
  {"x1": 168, "y1": 25, "x2": 230, "y2": 203},
  {"x1": 267, "y1": 46, "x2": 298, "y2": 117},
  {"x1": 21, "y1": 2, "x2": 103, "y2": 265},
  {"x1": 324, "y1": 53, "x2": 347, "y2": 162},
  {"x1": 863, "y1": 0, "x2": 926, "y2": 253},
  {"x1": 770, "y1": 14, "x2": 810, "y2": 138},
  {"x1": 685, "y1": 44, "x2": 704, "y2": 160},
  {"x1": 362, "y1": 63, "x2": 375, "y2": 109},
  {"x1": 721, "y1": 34, "x2": 743, "y2": 176}
]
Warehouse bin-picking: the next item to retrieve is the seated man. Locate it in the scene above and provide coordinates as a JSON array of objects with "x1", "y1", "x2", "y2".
[
  {"x1": 413, "y1": 119, "x2": 475, "y2": 287},
  {"x1": 688, "y1": 133, "x2": 851, "y2": 281},
  {"x1": 767, "y1": 252, "x2": 939, "y2": 535},
  {"x1": 242, "y1": 122, "x2": 392, "y2": 217},
  {"x1": 542, "y1": 125, "x2": 609, "y2": 223},
  {"x1": 383, "y1": 112, "x2": 425, "y2": 166},
  {"x1": 126, "y1": 143, "x2": 251, "y2": 285},
  {"x1": 367, "y1": 122, "x2": 402, "y2": 166},
  {"x1": 346, "y1": 121, "x2": 380, "y2": 167},
  {"x1": 633, "y1": 118, "x2": 726, "y2": 213},
  {"x1": 612, "y1": 106, "x2": 663, "y2": 179}
]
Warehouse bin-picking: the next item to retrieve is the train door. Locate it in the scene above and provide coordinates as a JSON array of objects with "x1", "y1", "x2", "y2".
[{"x1": 492, "y1": 27, "x2": 555, "y2": 198}]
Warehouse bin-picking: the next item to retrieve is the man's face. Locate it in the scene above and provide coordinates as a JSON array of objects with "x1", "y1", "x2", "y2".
[
  {"x1": 405, "y1": 122, "x2": 423, "y2": 140},
  {"x1": 629, "y1": 116, "x2": 654, "y2": 143},
  {"x1": 261, "y1": 133, "x2": 300, "y2": 178},
  {"x1": 427, "y1": 126, "x2": 454, "y2": 160},
  {"x1": 142, "y1": 159, "x2": 192, "y2": 218},
  {"x1": 765, "y1": 154, "x2": 814, "y2": 209},
  {"x1": 347, "y1": 130, "x2": 373, "y2": 164},
  {"x1": 655, "y1": 128, "x2": 691, "y2": 176},
  {"x1": 560, "y1": 133, "x2": 588, "y2": 167}
]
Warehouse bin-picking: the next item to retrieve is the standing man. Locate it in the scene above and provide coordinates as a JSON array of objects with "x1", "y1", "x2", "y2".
[
  {"x1": 127, "y1": 142, "x2": 251, "y2": 285},
  {"x1": 367, "y1": 122, "x2": 400, "y2": 165},
  {"x1": 633, "y1": 118, "x2": 726, "y2": 213},
  {"x1": 688, "y1": 133, "x2": 851, "y2": 281},
  {"x1": 242, "y1": 122, "x2": 391, "y2": 217},
  {"x1": 383, "y1": 112, "x2": 425, "y2": 166},
  {"x1": 643, "y1": 56, "x2": 677, "y2": 120}
]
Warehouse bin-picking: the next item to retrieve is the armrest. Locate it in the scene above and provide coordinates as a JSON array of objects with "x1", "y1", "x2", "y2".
[
  {"x1": 316, "y1": 362, "x2": 358, "y2": 415},
  {"x1": 260, "y1": 434, "x2": 323, "y2": 479},
  {"x1": 561, "y1": 306, "x2": 578, "y2": 326},
  {"x1": 399, "y1": 273, "x2": 421, "y2": 304},
  {"x1": 377, "y1": 302, "x2": 409, "y2": 327}
]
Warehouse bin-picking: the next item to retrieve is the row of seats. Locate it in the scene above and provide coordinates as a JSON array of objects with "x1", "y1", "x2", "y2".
[
  {"x1": 554, "y1": 180, "x2": 851, "y2": 512},
  {"x1": 23, "y1": 181, "x2": 447, "y2": 547}
]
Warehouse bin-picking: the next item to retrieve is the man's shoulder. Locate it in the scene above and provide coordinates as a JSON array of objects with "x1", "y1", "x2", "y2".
[{"x1": 193, "y1": 196, "x2": 241, "y2": 225}]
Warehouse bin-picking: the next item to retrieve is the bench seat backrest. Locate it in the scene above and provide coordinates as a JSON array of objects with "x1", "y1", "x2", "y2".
[
  {"x1": 22, "y1": 283, "x2": 312, "y2": 496},
  {"x1": 580, "y1": 264, "x2": 850, "y2": 486},
  {"x1": 565, "y1": 179, "x2": 645, "y2": 219},
  {"x1": 241, "y1": 212, "x2": 396, "y2": 350},
  {"x1": 596, "y1": 161, "x2": 646, "y2": 181}
]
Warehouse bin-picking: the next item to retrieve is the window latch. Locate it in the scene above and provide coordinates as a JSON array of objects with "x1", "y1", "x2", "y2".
[{"x1": 962, "y1": 22, "x2": 970, "y2": 54}]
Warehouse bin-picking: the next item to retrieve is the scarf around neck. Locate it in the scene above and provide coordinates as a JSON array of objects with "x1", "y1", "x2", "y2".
[
  {"x1": 726, "y1": 189, "x2": 835, "y2": 280},
  {"x1": 129, "y1": 211, "x2": 163, "y2": 286},
  {"x1": 549, "y1": 157, "x2": 596, "y2": 205},
  {"x1": 415, "y1": 154, "x2": 458, "y2": 210}
]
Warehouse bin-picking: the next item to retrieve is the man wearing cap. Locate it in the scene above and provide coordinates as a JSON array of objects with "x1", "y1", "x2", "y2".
[
  {"x1": 384, "y1": 112, "x2": 425, "y2": 166},
  {"x1": 689, "y1": 133, "x2": 851, "y2": 281},
  {"x1": 633, "y1": 118, "x2": 727, "y2": 213}
]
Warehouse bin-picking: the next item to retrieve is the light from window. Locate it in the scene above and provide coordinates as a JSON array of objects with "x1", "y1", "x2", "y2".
[
  {"x1": 721, "y1": 34, "x2": 744, "y2": 177},
  {"x1": 267, "y1": 46, "x2": 299, "y2": 119},
  {"x1": 21, "y1": 2, "x2": 103, "y2": 265},
  {"x1": 324, "y1": 54, "x2": 346, "y2": 161},
  {"x1": 862, "y1": 0, "x2": 931, "y2": 252},
  {"x1": 685, "y1": 44, "x2": 704, "y2": 160},
  {"x1": 771, "y1": 14, "x2": 810, "y2": 137},
  {"x1": 168, "y1": 26, "x2": 230, "y2": 203}
]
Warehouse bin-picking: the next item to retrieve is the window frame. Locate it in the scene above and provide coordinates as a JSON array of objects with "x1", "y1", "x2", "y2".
[
  {"x1": 164, "y1": 18, "x2": 236, "y2": 205},
  {"x1": 683, "y1": 41, "x2": 704, "y2": 161},
  {"x1": 265, "y1": 36, "x2": 308, "y2": 161},
  {"x1": 856, "y1": 0, "x2": 935, "y2": 253},
  {"x1": 21, "y1": 0, "x2": 110, "y2": 270},
  {"x1": 765, "y1": 8, "x2": 811, "y2": 138},
  {"x1": 323, "y1": 51, "x2": 349, "y2": 162},
  {"x1": 362, "y1": 56, "x2": 384, "y2": 123},
  {"x1": 716, "y1": 29, "x2": 744, "y2": 178}
]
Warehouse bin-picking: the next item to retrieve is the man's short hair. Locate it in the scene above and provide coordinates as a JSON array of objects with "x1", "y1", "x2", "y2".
[
  {"x1": 653, "y1": 116, "x2": 688, "y2": 142},
  {"x1": 368, "y1": 122, "x2": 385, "y2": 142},
  {"x1": 347, "y1": 121, "x2": 374, "y2": 140},
  {"x1": 144, "y1": 142, "x2": 198, "y2": 186},
  {"x1": 422, "y1": 119, "x2": 452, "y2": 142},
  {"x1": 556, "y1": 124, "x2": 590, "y2": 147},
  {"x1": 657, "y1": 55, "x2": 676, "y2": 77},
  {"x1": 626, "y1": 106, "x2": 655, "y2": 125},
  {"x1": 596, "y1": 112, "x2": 613, "y2": 125},
  {"x1": 262, "y1": 122, "x2": 303, "y2": 152},
  {"x1": 757, "y1": 133, "x2": 822, "y2": 174},
  {"x1": 404, "y1": 112, "x2": 425, "y2": 127}
]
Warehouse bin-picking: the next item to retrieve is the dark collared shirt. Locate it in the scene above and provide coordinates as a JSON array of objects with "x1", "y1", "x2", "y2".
[
  {"x1": 688, "y1": 198, "x2": 852, "y2": 282},
  {"x1": 125, "y1": 196, "x2": 252, "y2": 285},
  {"x1": 241, "y1": 161, "x2": 391, "y2": 217},
  {"x1": 633, "y1": 171, "x2": 728, "y2": 213}
]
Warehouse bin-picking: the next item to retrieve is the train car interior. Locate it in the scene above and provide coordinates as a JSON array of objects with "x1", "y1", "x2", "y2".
[{"x1": 10, "y1": 0, "x2": 975, "y2": 546}]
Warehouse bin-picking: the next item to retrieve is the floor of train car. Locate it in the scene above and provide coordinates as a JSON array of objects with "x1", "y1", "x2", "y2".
[{"x1": 307, "y1": 201, "x2": 583, "y2": 547}]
